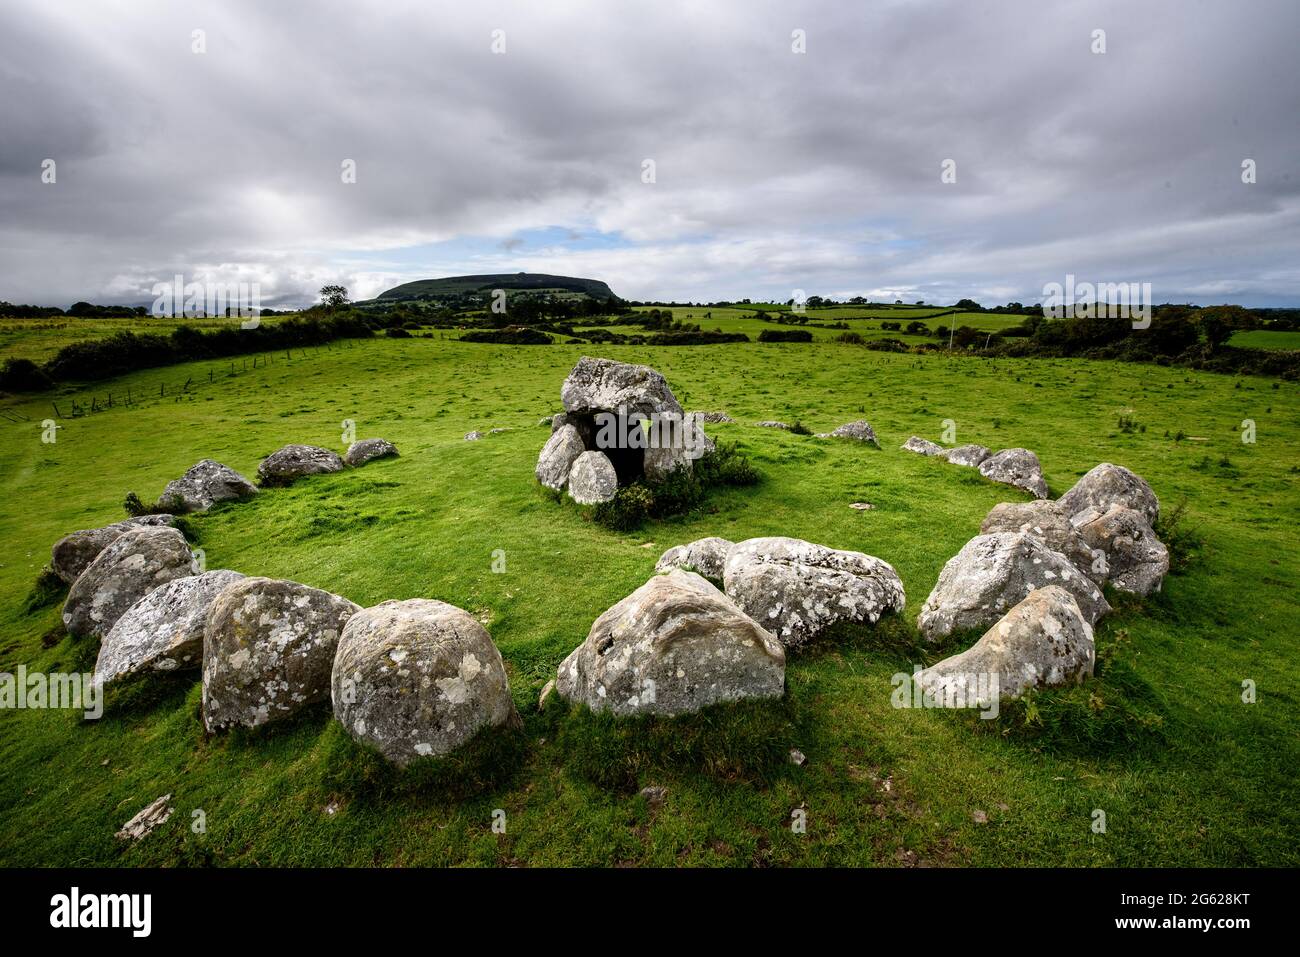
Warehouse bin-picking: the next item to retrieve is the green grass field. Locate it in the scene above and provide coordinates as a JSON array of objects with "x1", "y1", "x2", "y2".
[
  {"x1": 1, "y1": 332, "x2": 1297, "y2": 866},
  {"x1": 1228, "y1": 329, "x2": 1300, "y2": 351}
]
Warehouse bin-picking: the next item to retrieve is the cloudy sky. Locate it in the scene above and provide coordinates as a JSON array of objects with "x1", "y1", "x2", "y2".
[{"x1": 2, "y1": 0, "x2": 1298, "y2": 308}]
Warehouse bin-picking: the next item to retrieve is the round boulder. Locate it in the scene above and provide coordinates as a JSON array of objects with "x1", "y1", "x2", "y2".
[
  {"x1": 567, "y1": 450, "x2": 618, "y2": 505},
  {"x1": 942, "y1": 444, "x2": 992, "y2": 467},
  {"x1": 917, "y1": 532, "x2": 1109, "y2": 642},
  {"x1": 1058, "y1": 462, "x2": 1160, "y2": 526},
  {"x1": 332, "y1": 599, "x2": 519, "y2": 764},
  {"x1": 157, "y1": 459, "x2": 258, "y2": 512},
  {"x1": 202, "y1": 577, "x2": 360, "y2": 731},
  {"x1": 555, "y1": 570, "x2": 785, "y2": 717},
  {"x1": 655, "y1": 537, "x2": 734, "y2": 581},
  {"x1": 50, "y1": 515, "x2": 176, "y2": 585},
  {"x1": 978, "y1": 448, "x2": 1049, "y2": 499},
  {"x1": 914, "y1": 585, "x2": 1095, "y2": 708},
  {"x1": 344, "y1": 438, "x2": 399, "y2": 468},
  {"x1": 256, "y1": 444, "x2": 346, "y2": 487},
  {"x1": 723, "y1": 536, "x2": 906, "y2": 649},
  {"x1": 63, "y1": 526, "x2": 194, "y2": 639},
  {"x1": 96, "y1": 570, "x2": 245, "y2": 685}
]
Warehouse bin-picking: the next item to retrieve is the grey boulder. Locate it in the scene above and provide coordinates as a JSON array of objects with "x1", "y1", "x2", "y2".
[
  {"x1": 63, "y1": 526, "x2": 194, "y2": 640},
  {"x1": 691, "y1": 410, "x2": 734, "y2": 424},
  {"x1": 755, "y1": 420, "x2": 792, "y2": 430},
  {"x1": 817, "y1": 420, "x2": 879, "y2": 446},
  {"x1": 202, "y1": 577, "x2": 360, "y2": 731},
  {"x1": 50, "y1": 515, "x2": 176, "y2": 585},
  {"x1": 978, "y1": 448, "x2": 1049, "y2": 499},
  {"x1": 536, "y1": 424, "x2": 586, "y2": 491},
  {"x1": 560, "y1": 355, "x2": 684, "y2": 417},
  {"x1": 96, "y1": 570, "x2": 245, "y2": 685},
  {"x1": 344, "y1": 438, "x2": 399, "y2": 467},
  {"x1": 980, "y1": 500, "x2": 1105, "y2": 584},
  {"x1": 157, "y1": 459, "x2": 258, "y2": 512},
  {"x1": 902, "y1": 436, "x2": 944, "y2": 456},
  {"x1": 332, "y1": 598, "x2": 520, "y2": 765},
  {"x1": 1058, "y1": 462, "x2": 1160, "y2": 526},
  {"x1": 555, "y1": 570, "x2": 785, "y2": 717},
  {"x1": 917, "y1": 532, "x2": 1109, "y2": 642},
  {"x1": 914, "y1": 586, "x2": 1095, "y2": 707},
  {"x1": 257, "y1": 444, "x2": 345, "y2": 486},
  {"x1": 723, "y1": 536, "x2": 906, "y2": 649},
  {"x1": 567, "y1": 450, "x2": 618, "y2": 505},
  {"x1": 1074, "y1": 504, "x2": 1169, "y2": 595},
  {"x1": 942, "y1": 444, "x2": 992, "y2": 468},
  {"x1": 655, "y1": 537, "x2": 734, "y2": 581}
]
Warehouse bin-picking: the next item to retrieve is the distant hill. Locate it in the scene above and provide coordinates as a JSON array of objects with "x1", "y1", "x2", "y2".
[{"x1": 374, "y1": 273, "x2": 617, "y2": 302}]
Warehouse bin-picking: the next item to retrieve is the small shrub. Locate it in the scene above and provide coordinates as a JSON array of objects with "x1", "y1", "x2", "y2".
[
  {"x1": 789, "y1": 420, "x2": 812, "y2": 435},
  {"x1": 0, "y1": 357, "x2": 54, "y2": 393},
  {"x1": 23, "y1": 566, "x2": 66, "y2": 614},
  {"x1": 757, "y1": 329, "x2": 813, "y2": 343}
]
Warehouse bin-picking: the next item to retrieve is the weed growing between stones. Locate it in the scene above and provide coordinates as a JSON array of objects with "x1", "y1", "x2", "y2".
[
  {"x1": 1154, "y1": 498, "x2": 1204, "y2": 575},
  {"x1": 591, "y1": 441, "x2": 759, "y2": 531},
  {"x1": 21, "y1": 566, "x2": 65, "y2": 613}
]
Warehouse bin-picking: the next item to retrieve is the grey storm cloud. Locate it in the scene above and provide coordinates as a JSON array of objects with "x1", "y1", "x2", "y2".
[{"x1": 1, "y1": 0, "x2": 1297, "y2": 307}]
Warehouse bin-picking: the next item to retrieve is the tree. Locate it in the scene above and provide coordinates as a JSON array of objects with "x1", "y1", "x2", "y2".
[{"x1": 320, "y1": 284, "x2": 349, "y2": 309}]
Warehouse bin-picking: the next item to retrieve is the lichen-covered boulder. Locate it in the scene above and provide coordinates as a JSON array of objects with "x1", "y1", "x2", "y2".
[
  {"x1": 550, "y1": 411, "x2": 595, "y2": 445},
  {"x1": 63, "y1": 526, "x2": 194, "y2": 639},
  {"x1": 567, "y1": 451, "x2": 618, "y2": 505},
  {"x1": 817, "y1": 420, "x2": 879, "y2": 446},
  {"x1": 96, "y1": 570, "x2": 245, "y2": 685},
  {"x1": 655, "y1": 537, "x2": 734, "y2": 581},
  {"x1": 980, "y1": 500, "x2": 1105, "y2": 584},
  {"x1": 902, "y1": 436, "x2": 944, "y2": 456},
  {"x1": 978, "y1": 448, "x2": 1049, "y2": 499},
  {"x1": 1074, "y1": 504, "x2": 1169, "y2": 595},
  {"x1": 202, "y1": 577, "x2": 360, "y2": 731},
  {"x1": 942, "y1": 444, "x2": 992, "y2": 468},
  {"x1": 157, "y1": 459, "x2": 258, "y2": 512},
  {"x1": 755, "y1": 420, "x2": 791, "y2": 430},
  {"x1": 560, "y1": 355, "x2": 684, "y2": 418},
  {"x1": 917, "y1": 532, "x2": 1109, "y2": 642},
  {"x1": 914, "y1": 586, "x2": 1095, "y2": 707},
  {"x1": 256, "y1": 444, "x2": 345, "y2": 486},
  {"x1": 536, "y1": 424, "x2": 586, "y2": 491},
  {"x1": 1058, "y1": 462, "x2": 1160, "y2": 526},
  {"x1": 723, "y1": 537, "x2": 906, "y2": 649},
  {"x1": 331, "y1": 599, "x2": 519, "y2": 764},
  {"x1": 344, "y1": 438, "x2": 398, "y2": 468},
  {"x1": 555, "y1": 570, "x2": 785, "y2": 717},
  {"x1": 464, "y1": 431, "x2": 484, "y2": 441},
  {"x1": 50, "y1": 515, "x2": 176, "y2": 585}
]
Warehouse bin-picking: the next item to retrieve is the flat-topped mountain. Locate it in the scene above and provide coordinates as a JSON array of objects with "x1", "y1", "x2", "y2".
[{"x1": 375, "y1": 273, "x2": 617, "y2": 302}]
